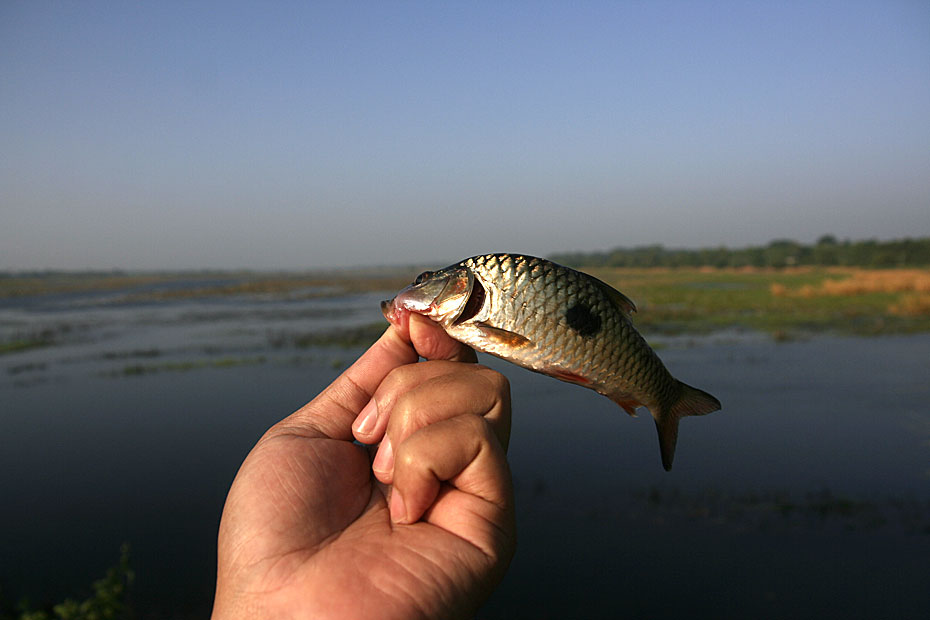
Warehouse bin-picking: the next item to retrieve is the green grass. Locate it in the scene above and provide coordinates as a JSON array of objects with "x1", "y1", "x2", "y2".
[
  {"x1": 112, "y1": 356, "x2": 267, "y2": 376},
  {"x1": 587, "y1": 267, "x2": 930, "y2": 337},
  {"x1": 268, "y1": 322, "x2": 388, "y2": 349},
  {"x1": 0, "y1": 273, "x2": 172, "y2": 298},
  {"x1": 0, "y1": 270, "x2": 416, "y2": 301},
  {"x1": 0, "y1": 338, "x2": 53, "y2": 355}
]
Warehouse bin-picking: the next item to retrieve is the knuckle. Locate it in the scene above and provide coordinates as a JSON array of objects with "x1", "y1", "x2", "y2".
[
  {"x1": 396, "y1": 447, "x2": 419, "y2": 470},
  {"x1": 380, "y1": 363, "x2": 417, "y2": 393},
  {"x1": 477, "y1": 366, "x2": 510, "y2": 394},
  {"x1": 460, "y1": 411, "x2": 490, "y2": 435},
  {"x1": 391, "y1": 393, "x2": 420, "y2": 428}
]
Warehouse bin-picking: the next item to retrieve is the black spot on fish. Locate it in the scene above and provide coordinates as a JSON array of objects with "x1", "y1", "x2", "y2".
[
  {"x1": 413, "y1": 271, "x2": 433, "y2": 285},
  {"x1": 565, "y1": 303, "x2": 601, "y2": 338}
]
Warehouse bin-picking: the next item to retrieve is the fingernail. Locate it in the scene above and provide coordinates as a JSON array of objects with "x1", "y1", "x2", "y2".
[
  {"x1": 353, "y1": 400, "x2": 378, "y2": 436},
  {"x1": 372, "y1": 434, "x2": 393, "y2": 474},
  {"x1": 389, "y1": 489, "x2": 408, "y2": 524}
]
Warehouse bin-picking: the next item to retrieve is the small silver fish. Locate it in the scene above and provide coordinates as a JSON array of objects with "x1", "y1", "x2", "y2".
[{"x1": 382, "y1": 253, "x2": 721, "y2": 470}]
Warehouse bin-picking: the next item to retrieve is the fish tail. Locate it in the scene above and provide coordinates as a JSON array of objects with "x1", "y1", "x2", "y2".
[{"x1": 654, "y1": 381, "x2": 721, "y2": 471}]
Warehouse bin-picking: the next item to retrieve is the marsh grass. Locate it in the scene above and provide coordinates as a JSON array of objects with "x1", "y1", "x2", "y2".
[
  {"x1": 631, "y1": 487, "x2": 930, "y2": 534},
  {"x1": 1, "y1": 270, "x2": 416, "y2": 301},
  {"x1": 267, "y1": 322, "x2": 388, "y2": 349},
  {"x1": 0, "y1": 338, "x2": 53, "y2": 356},
  {"x1": 0, "y1": 327, "x2": 68, "y2": 356},
  {"x1": 588, "y1": 266, "x2": 930, "y2": 336},
  {"x1": 0, "y1": 273, "x2": 170, "y2": 298},
  {"x1": 111, "y1": 356, "x2": 267, "y2": 377}
]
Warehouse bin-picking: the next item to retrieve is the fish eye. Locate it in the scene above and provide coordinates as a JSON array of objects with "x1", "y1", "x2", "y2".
[{"x1": 413, "y1": 270, "x2": 432, "y2": 285}]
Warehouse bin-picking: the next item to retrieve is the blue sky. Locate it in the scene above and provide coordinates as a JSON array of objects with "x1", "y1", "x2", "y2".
[{"x1": 2, "y1": 1, "x2": 928, "y2": 270}]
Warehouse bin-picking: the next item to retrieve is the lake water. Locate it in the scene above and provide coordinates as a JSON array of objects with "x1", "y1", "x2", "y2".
[{"x1": 1, "y1": 285, "x2": 928, "y2": 618}]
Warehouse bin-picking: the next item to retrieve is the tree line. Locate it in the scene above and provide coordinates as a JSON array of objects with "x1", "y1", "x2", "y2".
[{"x1": 550, "y1": 236, "x2": 930, "y2": 269}]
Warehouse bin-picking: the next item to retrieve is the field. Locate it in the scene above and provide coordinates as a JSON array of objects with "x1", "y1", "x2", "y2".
[{"x1": 585, "y1": 266, "x2": 930, "y2": 338}]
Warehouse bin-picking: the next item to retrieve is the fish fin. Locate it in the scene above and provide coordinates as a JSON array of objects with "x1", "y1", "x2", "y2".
[
  {"x1": 594, "y1": 280, "x2": 637, "y2": 316},
  {"x1": 609, "y1": 397, "x2": 642, "y2": 417},
  {"x1": 654, "y1": 381, "x2": 721, "y2": 471},
  {"x1": 475, "y1": 323, "x2": 533, "y2": 348},
  {"x1": 549, "y1": 368, "x2": 594, "y2": 386}
]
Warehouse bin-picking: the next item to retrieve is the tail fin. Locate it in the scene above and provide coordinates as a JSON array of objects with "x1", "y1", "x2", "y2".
[{"x1": 654, "y1": 381, "x2": 721, "y2": 471}]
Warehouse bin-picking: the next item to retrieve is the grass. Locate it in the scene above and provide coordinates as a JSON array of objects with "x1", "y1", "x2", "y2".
[
  {"x1": 0, "y1": 273, "x2": 172, "y2": 298},
  {"x1": 0, "y1": 328, "x2": 64, "y2": 356},
  {"x1": 267, "y1": 322, "x2": 388, "y2": 349},
  {"x1": 112, "y1": 356, "x2": 267, "y2": 376},
  {"x1": 0, "y1": 338, "x2": 53, "y2": 355},
  {"x1": 586, "y1": 266, "x2": 930, "y2": 337},
  {"x1": 0, "y1": 269, "x2": 416, "y2": 301},
  {"x1": 632, "y1": 486, "x2": 929, "y2": 534}
]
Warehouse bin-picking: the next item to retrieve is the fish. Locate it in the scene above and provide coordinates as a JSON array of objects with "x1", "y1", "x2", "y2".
[{"x1": 381, "y1": 253, "x2": 721, "y2": 470}]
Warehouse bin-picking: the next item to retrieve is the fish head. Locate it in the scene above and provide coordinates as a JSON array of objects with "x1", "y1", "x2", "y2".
[{"x1": 381, "y1": 265, "x2": 476, "y2": 327}]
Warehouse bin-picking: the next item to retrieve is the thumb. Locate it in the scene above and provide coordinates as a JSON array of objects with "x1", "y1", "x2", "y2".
[{"x1": 407, "y1": 313, "x2": 478, "y2": 363}]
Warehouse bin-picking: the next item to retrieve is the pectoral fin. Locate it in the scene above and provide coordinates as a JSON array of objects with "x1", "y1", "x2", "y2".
[{"x1": 475, "y1": 323, "x2": 533, "y2": 348}]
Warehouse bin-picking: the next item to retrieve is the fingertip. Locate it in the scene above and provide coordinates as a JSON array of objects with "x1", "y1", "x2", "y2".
[
  {"x1": 389, "y1": 489, "x2": 408, "y2": 524},
  {"x1": 351, "y1": 399, "x2": 379, "y2": 439},
  {"x1": 384, "y1": 308, "x2": 411, "y2": 340},
  {"x1": 372, "y1": 434, "x2": 394, "y2": 480}
]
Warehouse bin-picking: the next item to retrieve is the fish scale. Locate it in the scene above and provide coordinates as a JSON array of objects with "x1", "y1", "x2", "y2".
[{"x1": 381, "y1": 253, "x2": 721, "y2": 470}]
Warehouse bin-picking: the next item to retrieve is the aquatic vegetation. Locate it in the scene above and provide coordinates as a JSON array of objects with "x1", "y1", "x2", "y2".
[
  {"x1": 0, "y1": 327, "x2": 64, "y2": 355},
  {"x1": 110, "y1": 356, "x2": 267, "y2": 377},
  {"x1": 0, "y1": 544, "x2": 133, "y2": 620},
  {"x1": 0, "y1": 268, "x2": 415, "y2": 303},
  {"x1": 101, "y1": 349, "x2": 161, "y2": 360},
  {"x1": 6, "y1": 362, "x2": 47, "y2": 375},
  {"x1": 0, "y1": 338, "x2": 53, "y2": 356},
  {"x1": 0, "y1": 273, "x2": 169, "y2": 298},
  {"x1": 631, "y1": 487, "x2": 930, "y2": 534},
  {"x1": 267, "y1": 322, "x2": 387, "y2": 349}
]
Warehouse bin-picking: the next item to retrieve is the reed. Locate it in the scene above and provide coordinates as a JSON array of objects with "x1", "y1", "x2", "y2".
[{"x1": 768, "y1": 268, "x2": 930, "y2": 318}]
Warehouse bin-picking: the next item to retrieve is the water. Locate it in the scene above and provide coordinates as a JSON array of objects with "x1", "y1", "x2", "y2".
[{"x1": 1, "y1": 287, "x2": 928, "y2": 618}]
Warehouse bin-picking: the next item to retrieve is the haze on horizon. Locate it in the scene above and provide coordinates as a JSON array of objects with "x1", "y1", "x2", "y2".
[{"x1": 2, "y1": 1, "x2": 928, "y2": 271}]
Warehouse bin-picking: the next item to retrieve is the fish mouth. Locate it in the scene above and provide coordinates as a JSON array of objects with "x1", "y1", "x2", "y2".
[
  {"x1": 380, "y1": 298, "x2": 394, "y2": 319},
  {"x1": 381, "y1": 268, "x2": 480, "y2": 325},
  {"x1": 380, "y1": 272, "x2": 456, "y2": 323}
]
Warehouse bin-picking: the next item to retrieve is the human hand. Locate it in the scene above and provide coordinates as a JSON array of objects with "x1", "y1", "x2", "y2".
[{"x1": 212, "y1": 314, "x2": 515, "y2": 619}]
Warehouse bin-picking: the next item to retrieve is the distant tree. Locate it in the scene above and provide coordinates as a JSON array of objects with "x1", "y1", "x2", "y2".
[{"x1": 550, "y1": 236, "x2": 930, "y2": 269}]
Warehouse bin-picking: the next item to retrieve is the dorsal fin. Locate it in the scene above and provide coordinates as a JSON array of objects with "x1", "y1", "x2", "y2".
[{"x1": 594, "y1": 279, "x2": 637, "y2": 316}]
